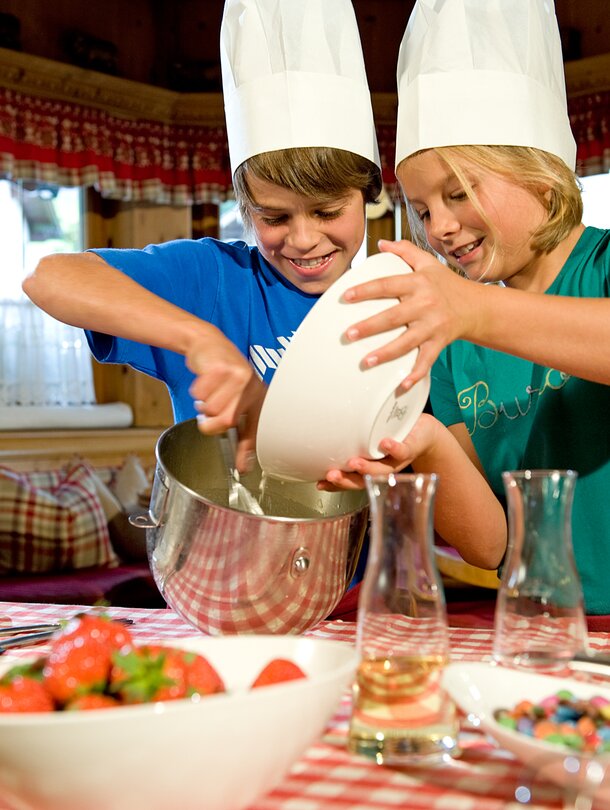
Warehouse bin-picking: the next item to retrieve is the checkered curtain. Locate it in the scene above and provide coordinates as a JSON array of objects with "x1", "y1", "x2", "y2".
[
  {"x1": 0, "y1": 86, "x2": 607, "y2": 200},
  {"x1": 569, "y1": 90, "x2": 610, "y2": 177},
  {"x1": 0, "y1": 87, "x2": 232, "y2": 204}
]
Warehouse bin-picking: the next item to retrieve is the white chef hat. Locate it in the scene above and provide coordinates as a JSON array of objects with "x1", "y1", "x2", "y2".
[
  {"x1": 395, "y1": 0, "x2": 577, "y2": 170},
  {"x1": 220, "y1": 0, "x2": 380, "y2": 176}
]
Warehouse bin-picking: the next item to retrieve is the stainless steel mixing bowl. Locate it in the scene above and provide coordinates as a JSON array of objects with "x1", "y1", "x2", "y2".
[{"x1": 134, "y1": 419, "x2": 368, "y2": 634}]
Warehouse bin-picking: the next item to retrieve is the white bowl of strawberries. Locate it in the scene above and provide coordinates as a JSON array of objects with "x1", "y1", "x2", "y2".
[{"x1": 0, "y1": 614, "x2": 357, "y2": 810}]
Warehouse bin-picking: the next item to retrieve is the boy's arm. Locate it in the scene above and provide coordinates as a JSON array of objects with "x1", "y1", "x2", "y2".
[
  {"x1": 23, "y1": 251, "x2": 264, "y2": 466},
  {"x1": 23, "y1": 251, "x2": 221, "y2": 356}
]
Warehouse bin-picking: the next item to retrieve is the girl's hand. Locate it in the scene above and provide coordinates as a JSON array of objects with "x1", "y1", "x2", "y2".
[
  {"x1": 186, "y1": 331, "x2": 267, "y2": 470},
  {"x1": 343, "y1": 239, "x2": 473, "y2": 389},
  {"x1": 317, "y1": 413, "x2": 441, "y2": 491}
]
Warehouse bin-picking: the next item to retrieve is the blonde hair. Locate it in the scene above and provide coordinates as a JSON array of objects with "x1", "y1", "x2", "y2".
[
  {"x1": 400, "y1": 145, "x2": 583, "y2": 267},
  {"x1": 233, "y1": 147, "x2": 382, "y2": 230}
]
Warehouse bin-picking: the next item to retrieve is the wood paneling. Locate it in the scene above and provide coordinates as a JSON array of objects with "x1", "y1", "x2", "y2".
[
  {"x1": 0, "y1": 428, "x2": 160, "y2": 470},
  {"x1": 0, "y1": 0, "x2": 608, "y2": 95},
  {"x1": 565, "y1": 52, "x2": 610, "y2": 95},
  {"x1": 556, "y1": 0, "x2": 610, "y2": 59},
  {"x1": 366, "y1": 212, "x2": 396, "y2": 254},
  {"x1": 0, "y1": 0, "x2": 158, "y2": 85},
  {"x1": 192, "y1": 203, "x2": 220, "y2": 240}
]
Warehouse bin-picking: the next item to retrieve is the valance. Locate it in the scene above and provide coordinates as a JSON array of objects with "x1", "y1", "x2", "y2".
[
  {"x1": 0, "y1": 86, "x2": 400, "y2": 202},
  {"x1": 0, "y1": 87, "x2": 232, "y2": 205},
  {"x1": 570, "y1": 91, "x2": 610, "y2": 176}
]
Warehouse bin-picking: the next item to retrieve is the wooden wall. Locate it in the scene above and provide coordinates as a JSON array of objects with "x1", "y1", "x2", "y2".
[
  {"x1": 0, "y1": 0, "x2": 608, "y2": 94},
  {"x1": 0, "y1": 0, "x2": 160, "y2": 85}
]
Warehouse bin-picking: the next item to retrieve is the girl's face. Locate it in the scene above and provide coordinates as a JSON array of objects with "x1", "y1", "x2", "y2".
[
  {"x1": 246, "y1": 174, "x2": 366, "y2": 295},
  {"x1": 398, "y1": 150, "x2": 549, "y2": 289}
]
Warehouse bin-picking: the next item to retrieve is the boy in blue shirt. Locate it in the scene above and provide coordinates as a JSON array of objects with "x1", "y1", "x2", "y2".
[{"x1": 23, "y1": 0, "x2": 382, "y2": 471}]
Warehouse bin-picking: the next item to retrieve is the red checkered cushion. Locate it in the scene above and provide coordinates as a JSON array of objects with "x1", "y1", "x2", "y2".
[
  {"x1": 21, "y1": 465, "x2": 114, "y2": 490},
  {"x1": 0, "y1": 462, "x2": 119, "y2": 574}
]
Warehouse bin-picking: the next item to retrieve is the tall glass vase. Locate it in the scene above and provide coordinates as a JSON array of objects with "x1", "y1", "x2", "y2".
[
  {"x1": 493, "y1": 469, "x2": 587, "y2": 669},
  {"x1": 348, "y1": 473, "x2": 458, "y2": 764}
]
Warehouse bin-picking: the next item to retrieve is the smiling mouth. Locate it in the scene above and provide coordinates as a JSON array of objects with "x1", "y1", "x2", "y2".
[
  {"x1": 288, "y1": 252, "x2": 336, "y2": 273},
  {"x1": 451, "y1": 238, "x2": 483, "y2": 260}
]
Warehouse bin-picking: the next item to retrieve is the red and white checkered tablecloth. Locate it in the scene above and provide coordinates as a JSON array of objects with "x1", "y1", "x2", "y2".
[{"x1": 2, "y1": 601, "x2": 610, "y2": 810}]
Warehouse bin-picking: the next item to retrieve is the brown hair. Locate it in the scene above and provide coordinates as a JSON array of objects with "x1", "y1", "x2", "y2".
[
  {"x1": 233, "y1": 146, "x2": 382, "y2": 229},
  {"x1": 400, "y1": 145, "x2": 583, "y2": 266}
]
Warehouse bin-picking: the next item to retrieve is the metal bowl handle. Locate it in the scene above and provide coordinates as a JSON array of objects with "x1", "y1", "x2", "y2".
[{"x1": 128, "y1": 513, "x2": 158, "y2": 529}]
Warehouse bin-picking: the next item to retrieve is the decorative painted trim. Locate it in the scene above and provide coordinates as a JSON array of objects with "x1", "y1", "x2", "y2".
[
  {"x1": 0, "y1": 45, "x2": 224, "y2": 126},
  {"x1": 565, "y1": 53, "x2": 610, "y2": 96},
  {"x1": 0, "y1": 47, "x2": 417, "y2": 130}
]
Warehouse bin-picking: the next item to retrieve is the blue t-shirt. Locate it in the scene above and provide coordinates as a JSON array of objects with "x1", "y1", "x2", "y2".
[{"x1": 86, "y1": 238, "x2": 320, "y2": 423}]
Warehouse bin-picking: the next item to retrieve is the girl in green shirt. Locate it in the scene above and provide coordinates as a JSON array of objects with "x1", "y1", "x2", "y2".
[{"x1": 319, "y1": 0, "x2": 610, "y2": 614}]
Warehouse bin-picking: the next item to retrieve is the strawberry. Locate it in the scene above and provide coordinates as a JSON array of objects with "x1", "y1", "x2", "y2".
[
  {"x1": 0, "y1": 675, "x2": 55, "y2": 713},
  {"x1": 110, "y1": 645, "x2": 188, "y2": 703},
  {"x1": 43, "y1": 614, "x2": 133, "y2": 705},
  {"x1": 181, "y1": 651, "x2": 225, "y2": 697},
  {"x1": 67, "y1": 613, "x2": 134, "y2": 652},
  {"x1": 65, "y1": 693, "x2": 120, "y2": 711},
  {"x1": 251, "y1": 658, "x2": 306, "y2": 689},
  {"x1": 110, "y1": 645, "x2": 225, "y2": 703}
]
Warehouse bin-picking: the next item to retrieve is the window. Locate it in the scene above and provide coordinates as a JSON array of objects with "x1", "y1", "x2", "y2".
[
  {"x1": 0, "y1": 180, "x2": 83, "y2": 295},
  {"x1": 219, "y1": 198, "x2": 251, "y2": 244},
  {"x1": 0, "y1": 178, "x2": 97, "y2": 419},
  {"x1": 580, "y1": 172, "x2": 610, "y2": 228}
]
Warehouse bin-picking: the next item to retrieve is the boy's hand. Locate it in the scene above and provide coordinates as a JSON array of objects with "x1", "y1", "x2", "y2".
[{"x1": 186, "y1": 332, "x2": 266, "y2": 471}]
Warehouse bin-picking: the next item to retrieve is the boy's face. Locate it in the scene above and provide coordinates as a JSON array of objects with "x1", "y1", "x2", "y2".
[
  {"x1": 399, "y1": 150, "x2": 548, "y2": 289},
  {"x1": 247, "y1": 175, "x2": 366, "y2": 295}
]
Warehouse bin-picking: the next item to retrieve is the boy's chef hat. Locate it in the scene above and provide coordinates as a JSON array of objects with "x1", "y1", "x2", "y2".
[
  {"x1": 220, "y1": 0, "x2": 380, "y2": 175},
  {"x1": 395, "y1": 0, "x2": 577, "y2": 170}
]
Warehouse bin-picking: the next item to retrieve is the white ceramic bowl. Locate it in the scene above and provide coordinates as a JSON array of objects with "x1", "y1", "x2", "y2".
[
  {"x1": 442, "y1": 662, "x2": 610, "y2": 802},
  {"x1": 0, "y1": 635, "x2": 357, "y2": 810},
  {"x1": 257, "y1": 252, "x2": 430, "y2": 482}
]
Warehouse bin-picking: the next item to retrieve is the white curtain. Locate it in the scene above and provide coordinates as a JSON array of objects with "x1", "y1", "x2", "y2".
[
  {"x1": 0, "y1": 178, "x2": 96, "y2": 410},
  {"x1": 0, "y1": 298, "x2": 96, "y2": 407}
]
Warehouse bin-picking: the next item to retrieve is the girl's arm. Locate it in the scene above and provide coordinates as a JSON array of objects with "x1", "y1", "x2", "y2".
[
  {"x1": 343, "y1": 239, "x2": 610, "y2": 388},
  {"x1": 23, "y1": 252, "x2": 265, "y2": 466},
  {"x1": 321, "y1": 413, "x2": 507, "y2": 570}
]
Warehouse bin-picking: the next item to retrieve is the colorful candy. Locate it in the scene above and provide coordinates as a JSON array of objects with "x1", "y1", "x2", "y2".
[{"x1": 494, "y1": 690, "x2": 610, "y2": 755}]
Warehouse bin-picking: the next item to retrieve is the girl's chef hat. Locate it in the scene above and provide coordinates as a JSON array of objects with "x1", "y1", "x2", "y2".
[
  {"x1": 395, "y1": 0, "x2": 577, "y2": 170},
  {"x1": 220, "y1": 0, "x2": 380, "y2": 175}
]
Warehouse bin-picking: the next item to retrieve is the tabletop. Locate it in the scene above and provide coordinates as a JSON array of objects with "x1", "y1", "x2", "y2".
[{"x1": 2, "y1": 601, "x2": 610, "y2": 810}]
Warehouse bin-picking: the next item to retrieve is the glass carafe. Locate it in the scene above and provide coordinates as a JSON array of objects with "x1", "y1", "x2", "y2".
[
  {"x1": 348, "y1": 473, "x2": 458, "y2": 764},
  {"x1": 493, "y1": 469, "x2": 587, "y2": 669}
]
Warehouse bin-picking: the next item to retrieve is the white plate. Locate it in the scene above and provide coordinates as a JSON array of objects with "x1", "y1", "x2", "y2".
[
  {"x1": 442, "y1": 662, "x2": 610, "y2": 803},
  {"x1": 257, "y1": 252, "x2": 430, "y2": 482}
]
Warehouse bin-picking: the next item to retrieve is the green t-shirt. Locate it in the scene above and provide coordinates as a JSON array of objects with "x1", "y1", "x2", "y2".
[{"x1": 431, "y1": 227, "x2": 610, "y2": 614}]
